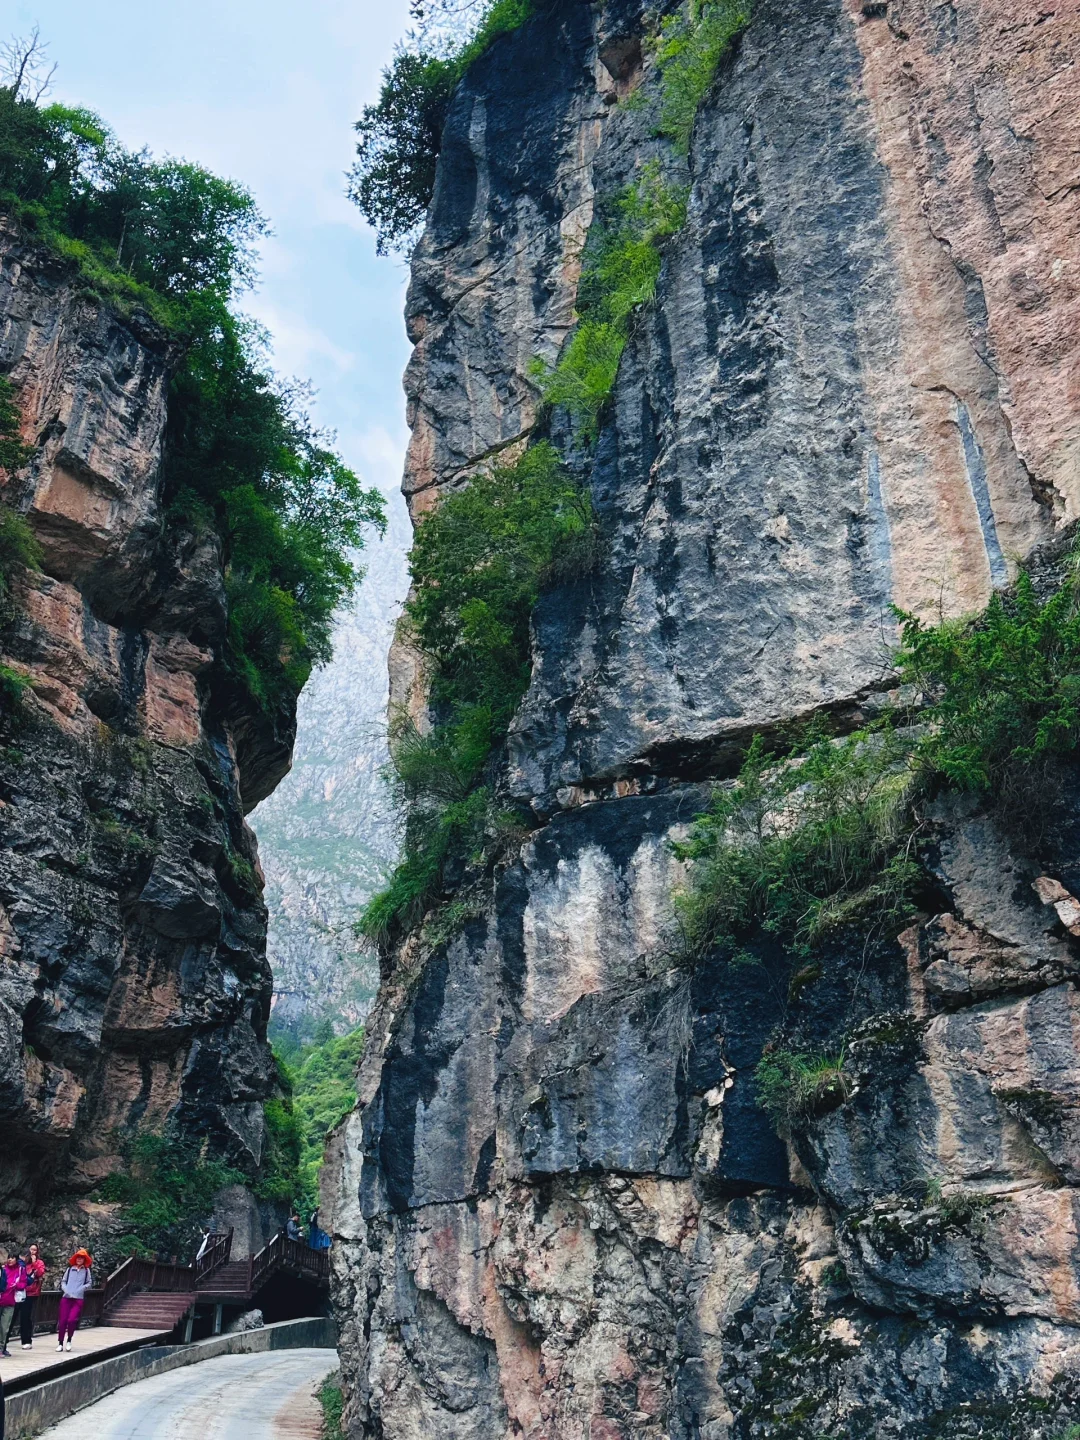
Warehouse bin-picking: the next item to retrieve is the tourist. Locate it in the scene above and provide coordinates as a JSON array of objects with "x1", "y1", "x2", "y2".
[
  {"x1": 0, "y1": 1256, "x2": 27, "y2": 1358},
  {"x1": 56, "y1": 1250, "x2": 93, "y2": 1353},
  {"x1": 18, "y1": 1245, "x2": 45, "y2": 1349},
  {"x1": 286, "y1": 1213, "x2": 301, "y2": 1242},
  {"x1": 307, "y1": 1209, "x2": 330, "y2": 1251}
]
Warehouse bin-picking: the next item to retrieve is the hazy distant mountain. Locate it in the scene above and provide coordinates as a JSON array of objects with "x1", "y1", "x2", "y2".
[{"x1": 252, "y1": 492, "x2": 410, "y2": 1038}]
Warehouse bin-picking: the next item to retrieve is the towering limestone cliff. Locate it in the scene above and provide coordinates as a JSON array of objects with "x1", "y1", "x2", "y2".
[
  {"x1": 0, "y1": 222, "x2": 289, "y2": 1254},
  {"x1": 329, "y1": 0, "x2": 1080, "y2": 1436}
]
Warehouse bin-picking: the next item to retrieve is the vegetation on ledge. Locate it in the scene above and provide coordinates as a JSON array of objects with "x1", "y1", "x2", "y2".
[
  {"x1": 532, "y1": 163, "x2": 687, "y2": 440},
  {"x1": 97, "y1": 1133, "x2": 244, "y2": 1260},
  {"x1": 359, "y1": 443, "x2": 593, "y2": 943},
  {"x1": 677, "y1": 548, "x2": 1080, "y2": 978}
]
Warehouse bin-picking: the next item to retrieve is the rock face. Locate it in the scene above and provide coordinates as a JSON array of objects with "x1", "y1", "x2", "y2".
[
  {"x1": 329, "y1": 1, "x2": 1080, "y2": 1437},
  {"x1": 0, "y1": 223, "x2": 289, "y2": 1255}
]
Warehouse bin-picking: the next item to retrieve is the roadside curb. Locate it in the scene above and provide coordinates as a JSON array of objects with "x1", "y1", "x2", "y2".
[{"x1": 4, "y1": 1316, "x2": 337, "y2": 1437}]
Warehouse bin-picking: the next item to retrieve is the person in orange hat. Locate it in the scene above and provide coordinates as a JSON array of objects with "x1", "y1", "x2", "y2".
[{"x1": 56, "y1": 1250, "x2": 93, "y2": 1353}]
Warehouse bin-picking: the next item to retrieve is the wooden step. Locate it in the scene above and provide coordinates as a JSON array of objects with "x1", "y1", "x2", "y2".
[{"x1": 106, "y1": 1293, "x2": 194, "y2": 1330}]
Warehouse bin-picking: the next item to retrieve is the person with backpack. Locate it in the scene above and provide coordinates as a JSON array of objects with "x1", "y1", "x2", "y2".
[
  {"x1": 18, "y1": 1245, "x2": 44, "y2": 1349},
  {"x1": 0, "y1": 1255, "x2": 27, "y2": 1357},
  {"x1": 56, "y1": 1250, "x2": 92, "y2": 1353}
]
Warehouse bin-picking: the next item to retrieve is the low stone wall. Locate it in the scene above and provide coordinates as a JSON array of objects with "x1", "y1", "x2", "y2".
[{"x1": 4, "y1": 1316, "x2": 337, "y2": 1437}]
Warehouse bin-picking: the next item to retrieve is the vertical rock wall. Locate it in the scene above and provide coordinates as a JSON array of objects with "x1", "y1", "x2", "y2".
[
  {"x1": 0, "y1": 223, "x2": 290, "y2": 1255},
  {"x1": 330, "y1": 1, "x2": 1080, "y2": 1436}
]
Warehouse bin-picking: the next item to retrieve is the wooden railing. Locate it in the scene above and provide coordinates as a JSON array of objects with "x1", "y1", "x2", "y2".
[
  {"x1": 30, "y1": 1230, "x2": 233, "y2": 1330},
  {"x1": 194, "y1": 1230, "x2": 233, "y2": 1286},
  {"x1": 247, "y1": 1231, "x2": 331, "y2": 1294}
]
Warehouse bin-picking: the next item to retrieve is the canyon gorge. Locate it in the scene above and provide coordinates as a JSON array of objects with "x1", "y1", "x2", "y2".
[{"x1": 1, "y1": 0, "x2": 1079, "y2": 1434}]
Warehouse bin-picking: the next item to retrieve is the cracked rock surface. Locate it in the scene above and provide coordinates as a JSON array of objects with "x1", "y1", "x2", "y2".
[
  {"x1": 0, "y1": 223, "x2": 292, "y2": 1259},
  {"x1": 329, "y1": 0, "x2": 1080, "y2": 1435}
]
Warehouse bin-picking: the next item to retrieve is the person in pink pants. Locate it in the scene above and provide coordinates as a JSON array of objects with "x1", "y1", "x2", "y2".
[{"x1": 56, "y1": 1250, "x2": 93, "y2": 1352}]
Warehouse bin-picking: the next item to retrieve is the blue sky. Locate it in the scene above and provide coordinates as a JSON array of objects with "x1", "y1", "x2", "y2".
[{"x1": 11, "y1": 0, "x2": 415, "y2": 501}]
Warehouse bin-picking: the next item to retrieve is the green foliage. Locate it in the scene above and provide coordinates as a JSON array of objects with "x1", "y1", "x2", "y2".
[
  {"x1": 255, "y1": 1096, "x2": 303, "y2": 1203},
  {"x1": 897, "y1": 565, "x2": 1080, "y2": 805},
  {"x1": 349, "y1": 0, "x2": 533, "y2": 252},
  {"x1": 0, "y1": 85, "x2": 265, "y2": 309},
  {"x1": 318, "y1": 1376, "x2": 345, "y2": 1440},
  {"x1": 271, "y1": 1026, "x2": 364, "y2": 1213},
  {"x1": 651, "y1": 0, "x2": 752, "y2": 155},
  {"x1": 532, "y1": 164, "x2": 687, "y2": 439},
  {"x1": 0, "y1": 375, "x2": 33, "y2": 475},
  {"x1": 923, "y1": 1178, "x2": 993, "y2": 1229},
  {"x1": 754, "y1": 1049, "x2": 848, "y2": 1126},
  {"x1": 405, "y1": 442, "x2": 594, "y2": 717},
  {"x1": 0, "y1": 504, "x2": 40, "y2": 603},
  {"x1": 0, "y1": 375, "x2": 41, "y2": 634},
  {"x1": 0, "y1": 663, "x2": 30, "y2": 717},
  {"x1": 359, "y1": 444, "x2": 591, "y2": 941},
  {"x1": 359, "y1": 777, "x2": 491, "y2": 942},
  {"x1": 164, "y1": 308, "x2": 386, "y2": 711},
  {"x1": 673, "y1": 724, "x2": 920, "y2": 963},
  {"x1": 98, "y1": 1133, "x2": 244, "y2": 1259},
  {"x1": 1, "y1": 84, "x2": 386, "y2": 712}
]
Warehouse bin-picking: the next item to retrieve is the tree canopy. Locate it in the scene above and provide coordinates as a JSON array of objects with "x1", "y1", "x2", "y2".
[{"x1": 0, "y1": 61, "x2": 385, "y2": 710}]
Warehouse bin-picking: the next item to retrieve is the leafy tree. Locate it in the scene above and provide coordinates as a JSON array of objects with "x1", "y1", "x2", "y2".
[
  {"x1": 348, "y1": 0, "x2": 533, "y2": 252},
  {"x1": 0, "y1": 82, "x2": 264, "y2": 305}
]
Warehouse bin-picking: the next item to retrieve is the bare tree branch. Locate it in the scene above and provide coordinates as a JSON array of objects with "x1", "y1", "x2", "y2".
[{"x1": 0, "y1": 27, "x2": 57, "y2": 102}]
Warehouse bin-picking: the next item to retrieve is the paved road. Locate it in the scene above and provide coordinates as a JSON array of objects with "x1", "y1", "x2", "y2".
[{"x1": 40, "y1": 1347, "x2": 338, "y2": 1439}]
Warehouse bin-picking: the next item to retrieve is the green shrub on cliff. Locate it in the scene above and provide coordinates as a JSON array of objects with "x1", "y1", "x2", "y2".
[
  {"x1": 0, "y1": 375, "x2": 41, "y2": 652},
  {"x1": 359, "y1": 444, "x2": 592, "y2": 942},
  {"x1": 100, "y1": 1133, "x2": 244, "y2": 1259},
  {"x1": 754, "y1": 1048, "x2": 848, "y2": 1126},
  {"x1": 532, "y1": 164, "x2": 687, "y2": 439},
  {"x1": 651, "y1": 0, "x2": 751, "y2": 154},
  {"x1": 896, "y1": 565, "x2": 1080, "y2": 805},
  {"x1": 164, "y1": 310, "x2": 386, "y2": 708},
  {"x1": 673, "y1": 725, "x2": 921, "y2": 963},
  {"x1": 349, "y1": 0, "x2": 533, "y2": 252}
]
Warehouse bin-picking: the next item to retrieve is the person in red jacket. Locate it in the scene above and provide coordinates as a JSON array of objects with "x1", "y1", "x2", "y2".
[
  {"x1": 0, "y1": 1256, "x2": 27, "y2": 1358},
  {"x1": 17, "y1": 1246, "x2": 44, "y2": 1350}
]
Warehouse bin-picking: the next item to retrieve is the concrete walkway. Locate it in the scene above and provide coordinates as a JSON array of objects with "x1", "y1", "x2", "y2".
[
  {"x1": 0, "y1": 1324, "x2": 163, "y2": 1385},
  {"x1": 38, "y1": 1347, "x2": 338, "y2": 1439}
]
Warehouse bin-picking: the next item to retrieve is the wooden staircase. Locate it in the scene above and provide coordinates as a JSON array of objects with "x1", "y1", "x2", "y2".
[
  {"x1": 195, "y1": 1261, "x2": 252, "y2": 1303},
  {"x1": 97, "y1": 1228, "x2": 330, "y2": 1332},
  {"x1": 33, "y1": 1228, "x2": 331, "y2": 1335},
  {"x1": 105, "y1": 1291, "x2": 199, "y2": 1331}
]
